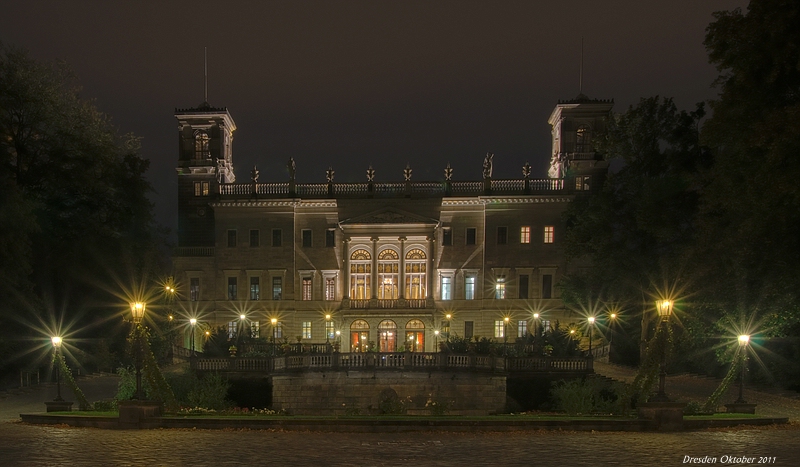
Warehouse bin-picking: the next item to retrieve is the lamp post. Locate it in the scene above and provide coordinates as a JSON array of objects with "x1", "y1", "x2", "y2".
[
  {"x1": 190, "y1": 318, "x2": 197, "y2": 356},
  {"x1": 271, "y1": 318, "x2": 278, "y2": 356},
  {"x1": 434, "y1": 330, "x2": 440, "y2": 352},
  {"x1": 533, "y1": 313, "x2": 540, "y2": 339},
  {"x1": 130, "y1": 301, "x2": 146, "y2": 400},
  {"x1": 652, "y1": 299, "x2": 674, "y2": 402},
  {"x1": 335, "y1": 330, "x2": 341, "y2": 352},
  {"x1": 325, "y1": 314, "x2": 332, "y2": 344},
  {"x1": 735, "y1": 334, "x2": 750, "y2": 404},
  {"x1": 587, "y1": 316, "x2": 596, "y2": 356},
  {"x1": 503, "y1": 316, "x2": 510, "y2": 356},
  {"x1": 445, "y1": 313, "x2": 452, "y2": 341},
  {"x1": 51, "y1": 336, "x2": 63, "y2": 402}
]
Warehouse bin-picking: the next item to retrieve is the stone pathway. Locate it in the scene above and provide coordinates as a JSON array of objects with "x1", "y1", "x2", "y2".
[{"x1": 593, "y1": 361, "x2": 800, "y2": 421}]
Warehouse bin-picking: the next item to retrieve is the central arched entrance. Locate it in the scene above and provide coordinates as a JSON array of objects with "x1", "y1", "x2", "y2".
[
  {"x1": 350, "y1": 319, "x2": 370, "y2": 352},
  {"x1": 378, "y1": 320, "x2": 397, "y2": 352},
  {"x1": 405, "y1": 319, "x2": 425, "y2": 352}
]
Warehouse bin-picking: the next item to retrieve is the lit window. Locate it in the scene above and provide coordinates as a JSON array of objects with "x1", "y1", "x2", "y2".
[
  {"x1": 575, "y1": 175, "x2": 591, "y2": 191},
  {"x1": 202, "y1": 181, "x2": 209, "y2": 196},
  {"x1": 194, "y1": 131, "x2": 210, "y2": 159},
  {"x1": 250, "y1": 321, "x2": 260, "y2": 338},
  {"x1": 302, "y1": 321, "x2": 312, "y2": 340},
  {"x1": 494, "y1": 320, "x2": 505, "y2": 338},
  {"x1": 541, "y1": 320, "x2": 552, "y2": 333},
  {"x1": 520, "y1": 226, "x2": 530, "y2": 244},
  {"x1": 517, "y1": 320, "x2": 527, "y2": 338},
  {"x1": 441, "y1": 276, "x2": 452, "y2": 300},
  {"x1": 250, "y1": 277, "x2": 260, "y2": 300},
  {"x1": 350, "y1": 249, "x2": 372, "y2": 300},
  {"x1": 378, "y1": 249, "x2": 399, "y2": 299},
  {"x1": 495, "y1": 276, "x2": 506, "y2": 299},
  {"x1": 273, "y1": 321, "x2": 283, "y2": 339},
  {"x1": 194, "y1": 181, "x2": 201, "y2": 197},
  {"x1": 576, "y1": 125, "x2": 591, "y2": 153},
  {"x1": 497, "y1": 227, "x2": 507, "y2": 245},
  {"x1": 227, "y1": 230, "x2": 237, "y2": 248},
  {"x1": 465, "y1": 275, "x2": 476, "y2": 300},
  {"x1": 302, "y1": 278, "x2": 312, "y2": 301},
  {"x1": 325, "y1": 321, "x2": 335, "y2": 340},
  {"x1": 250, "y1": 230, "x2": 259, "y2": 247},
  {"x1": 190, "y1": 278, "x2": 200, "y2": 301},
  {"x1": 227, "y1": 277, "x2": 237, "y2": 300},
  {"x1": 544, "y1": 226, "x2": 554, "y2": 244},
  {"x1": 227, "y1": 321, "x2": 236, "y2": 339},
  {"x1": 325, "y1": 277, "x2": 336, "y2": 301},
  {"x1": 404, "y1": 249, "x2": 427, "y2": 300},
  {"x1": 272, "y1": 277, "x2": 282, "y2": 300}
]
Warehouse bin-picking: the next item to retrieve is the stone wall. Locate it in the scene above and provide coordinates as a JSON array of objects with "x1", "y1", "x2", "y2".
[{"x1": 271, "y1": 370, "x2": 506, "y2": 415}]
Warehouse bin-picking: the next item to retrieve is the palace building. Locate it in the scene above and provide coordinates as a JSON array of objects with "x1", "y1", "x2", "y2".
[{"x1": 172, "y1": 94, "x2": 613, "y2": 353}]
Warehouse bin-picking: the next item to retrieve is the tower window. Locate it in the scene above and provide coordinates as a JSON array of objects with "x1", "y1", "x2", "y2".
[
  {"x1": 193, "y1": 181, "x2": 209, "y2": 197},
  {"x1": 575, "y1": 176, "x2": 591, "y2": 191},
  {"x1": 194, "y1": 131, "x2": 210, "y2": 159},
  {"x1": 576, "y1": 125, "x2": 591, "y2": 153}
]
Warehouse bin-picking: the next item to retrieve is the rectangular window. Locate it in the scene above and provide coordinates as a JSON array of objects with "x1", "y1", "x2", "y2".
[
  {"x1": 441, "y1": 276, "x2": 452, "y2": 300},
  {"x1": 326, "y1": 229, "x2": 335, "y2": 247},
  {"x1": 250, "y1": 277, "x2": 260, "y2": 300},
  {"x1": 190, "y1": 278, "x2": 200, "y2": 301},
  {"x1": 517, "y1": 320, "x2": 528, "y2": 338},
  {"x1": 497, "y1": 226, "x2": 507, "y2": 245},
  {"x1": 442, "y1": 228, "x2": 452, "y2": 246},
  {"x1": 302, "y1": 321, "x2": 312, "y2": 340},
  {"x1": 465, "y1": 275, "x2": 476, "y2": 300},
  {"x1": 272, "y1": 229, "x2": 282, "y2": 247},
  {"x1": 441, "y1": 320, "x2": 451, "y2": 338},
  {"x1": 494, "y1": 320, "x2": 505, "y2": 338},
  {"x1": 250, "y1": 229, "x2": 259, "y2": 247},
  {"x1": 541, "y1": 320, "x2": 552, "y2": 333},
  {"x1": 227, "y1": 321, "x2": 237, "y2": 339},
  {"x1": 325, "y1": 321, "x2": 335, "y2": 340},
  {"x1": 302, "y1": 278, "x2": 312, "y2": 301},
  {"x1": 202, "y1": 181, "x2": 209, "y2": 196},
  {"x1": 227, "y1": 230, "x2": 237, "y2": 248},
  {"x1": 544, "y1": 226, "x2": 554, "y2": 244},
  {"x1": 272, "y1": 277, "x2": 282, "y2": 300},
  {"x1": 250, "y1": 321, "x2": 260, "y2": 338},
  {"x1": 575, "y1": 175, "x2": 591, "y2": 191},
  {"x1": 302, "y1": 229, "x2": 312, "y2": 248},
  {"x1": 542, "y1": 274, "x2": 553, "y2": 299},
  {"x1": 325, "y1": 277, "x2": 336, "y2": 301},
  {"x1": 194, "y1": 181, "x2": 201, "y2": 197},
  {"x1": 520, "y1": 226, "x2": 530, "y2": 244},
  {"x1": 227, "y1": 277, "x2": 237, "y2": 300},
  {"x1": 518, "y1": 275, "x2": 529, "y2": 299},
  {"x1": 466, "y1": 227, "x2": 477, "y2": 245},
  {"x1": 464, "y1": 321, "x2": 474, "y2": 339},
  {"x1": 495, "y1": 276, "x2": 506, "y2": 299},
  {"x1": 273, "y1": 321, "x2": 283, "y2": 339}
]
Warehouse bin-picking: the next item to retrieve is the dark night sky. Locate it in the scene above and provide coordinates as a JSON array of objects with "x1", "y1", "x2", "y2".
[{"x1": 1, "y1": 0, "x2": 747, "y2": 235}]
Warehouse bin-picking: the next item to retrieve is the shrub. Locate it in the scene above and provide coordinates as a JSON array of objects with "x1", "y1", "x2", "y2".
[
  {"x1": 550, "y1": 378, "x2": 624, "y2": 415},
  {"x1": 187, "y1": 372, "x2": 231, "y2": 410}
]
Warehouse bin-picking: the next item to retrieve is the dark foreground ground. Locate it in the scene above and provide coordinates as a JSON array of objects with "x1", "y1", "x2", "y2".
[{"x1": 2, "y1": 372, "x2": 799, "y2": 466}]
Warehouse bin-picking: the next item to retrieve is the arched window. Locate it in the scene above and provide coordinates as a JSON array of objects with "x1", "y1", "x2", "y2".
[
  {"x1": 405, "y1": 249, "x2": 427, "y2": 300},
  {"x1": 350, "y1": 320, "x2": 370, "y2": 353},
  {"x1": 194, "y1": 131, "x2": 210, "y2": 159},
  {"x1": 378, "y1": 320, "x2": 397, "y2": 352},
  {"x1": 350, "y1": 249, "x2": 371, "y2": 299},
  {"x1": 405, "y1": 319, "x2": 425, "y2": 352},
  {"x1": 377, "y1": 249, "x2": 399, "y2": 299},
  {"x1": 575, "y1": 125, "x2": 591, "y2": 153}
]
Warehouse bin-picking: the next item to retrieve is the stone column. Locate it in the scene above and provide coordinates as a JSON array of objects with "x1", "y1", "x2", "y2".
[
  {"x1": 343, "y1": 237, "x2": 350, "y2": 299},
  {"x1": 426, "y1": 236, "x2": 435, "y2": 300},
  {"x1": 398, "y1": 236, "x2": 406, "y2": 299},
  {"x1": 371, "y1": 237, "x2": 379, "y2": 299}
]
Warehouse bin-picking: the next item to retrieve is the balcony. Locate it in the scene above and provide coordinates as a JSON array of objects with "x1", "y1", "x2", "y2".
[
  {"x1": 173, "y1": 247, "x2": 215, "y2": 257},
  {"x1": 346, "y1": 298, "x2": 432, "y2": 309}
]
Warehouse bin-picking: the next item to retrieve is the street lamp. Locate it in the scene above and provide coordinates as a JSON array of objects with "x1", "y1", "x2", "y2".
[
  {"x1": 735, "y1": 334, "x2": 750, "y2": 404},
  {"x1": 325, "y1": 314, "x2": 332, "y2": 344},
  {"x1": 434, "y1": 330, "x2": 440, "y2": 352},
  {"x1": 130, "y1": 301, "x2": 146, "y2": 400},
  {"x1": 652, "y1": 299, "x2": 674, "y2": 402},
  {"x1": 503, "y1": 316, "x2": 510, "y2": 355},
  {"x1": 51, "y1": 336, "x2": 63, "y2": 402},
  {"x1": 190, "y1": 318, "x2": 197, "y2": 356},
  {"x1": 587, "y1": 316, "x2": 596, "y2": 356},
  {"x1": 533, "y1": 313, "x2": 540, "y2": 339},
  {"x1": 271, "y1": 318, "x2": 278, "y2": 356},
  {"x1": 445, "y1": 313, "x2": 452, "y2": 341}
]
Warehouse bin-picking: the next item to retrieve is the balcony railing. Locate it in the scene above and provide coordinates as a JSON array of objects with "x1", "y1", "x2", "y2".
[
  {"x1": 347, "y1": 298, "x2": 431, "y2": 309},
  {"x1": 191, "y1": 353, "x2": 593, "y2": 374},
  {"x1": 173, "y1": 247, "x2": 215, "y2": 257}
]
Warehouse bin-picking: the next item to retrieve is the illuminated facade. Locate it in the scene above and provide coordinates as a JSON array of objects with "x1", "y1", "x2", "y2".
[{"x1": 172, "y1": 95, "x2": 612, "y2": 351}]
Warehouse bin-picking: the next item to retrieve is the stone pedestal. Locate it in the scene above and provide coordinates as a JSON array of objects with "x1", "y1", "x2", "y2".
[
  {"x1": 725, "y1": 402, "x2": 756, "y2": 414},
  {"x1": 45, "y1": 400, "x2": 73, "y2": 412},
  {"x1": 637, "y1": 401, "x2": 686, "y2": 431},
  {"x1": 118, "y1": 400, "x2": 162, "y2": 429}
]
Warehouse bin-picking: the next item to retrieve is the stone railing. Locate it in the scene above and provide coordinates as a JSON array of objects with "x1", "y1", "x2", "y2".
[
  {"x1": 173, "y1": 247, "x2": 215, "y2": 257},
  {"x1": 218, "y1": 177, "x2": 567, "y2": 199},
  {"x1": 347, "y1": 298, "x2": 430, "y2": 309},
  {"x1": 192, "y1": 352, "x2": 593, "y2": 373}
]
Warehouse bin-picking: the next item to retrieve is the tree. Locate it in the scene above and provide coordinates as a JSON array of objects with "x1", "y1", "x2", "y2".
[
  {"x1": 699, "y1": 0, "x2": 800, "y2": 336},
  {"x1": 0, "y1": 44, "x2": 167, "y2": 382},
  {"x1": 560, "y1": 96, "x2": 710, "y2": 365}
]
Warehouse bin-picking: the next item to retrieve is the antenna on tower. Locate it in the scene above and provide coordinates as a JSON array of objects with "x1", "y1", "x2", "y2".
[
  {"x1": 579, "y1": 37, "x2": 584, "y2": 94},
  {"x1": 204, "y1": 47, "x2": 208, "y2": 103}
]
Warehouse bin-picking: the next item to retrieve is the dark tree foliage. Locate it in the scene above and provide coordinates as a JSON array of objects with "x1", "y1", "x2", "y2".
[
  {"x1": 699, "y1": 0, "x2": 800, "y2": 336},
  {"x1": 0, "y1": 44, "x2": 167, "y2": 384}
]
